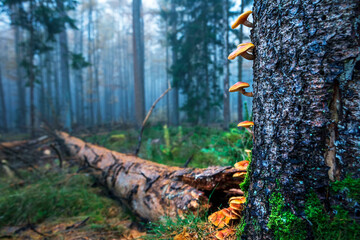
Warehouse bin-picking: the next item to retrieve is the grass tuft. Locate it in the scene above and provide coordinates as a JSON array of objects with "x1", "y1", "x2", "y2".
[{"x1": 0, "y1": 171, "x2": 126, "y2": 228}]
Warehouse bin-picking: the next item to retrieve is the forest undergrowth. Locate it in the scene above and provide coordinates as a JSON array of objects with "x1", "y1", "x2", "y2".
[
  {"x1": 0, "y1": 125, "x2": 252, "y2": 239},
  {"x1": 85, "y1": 124, "x2": 253, "y2": 168}
]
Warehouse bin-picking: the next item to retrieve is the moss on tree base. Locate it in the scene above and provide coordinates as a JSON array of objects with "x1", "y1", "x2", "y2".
[{"x1": 265, "y1": 176, "x2": 360, "y2": 240}]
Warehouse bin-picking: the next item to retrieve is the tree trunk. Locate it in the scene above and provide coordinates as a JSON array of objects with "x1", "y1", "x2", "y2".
[
  {"x1": 165, "y1": 14, "x2": 170, "y2": 126},
  {"x1": 29, "y1": 0, "x2": 35, "y2": 138},
  {"x1": 13, "y1": 16, "x2": 27, "y2": 131},
  {"x1": 57, "y1": 0, "x2": 73, "y2": 131},
  {"x1": 170, "y1": 0, "x2": 179, "y2": 126},
  {"x1": 53, "y1": 45, "x2": 61, "y2": 126},
  {"x1": 94, "y1": 9, "x2": 102, "y2": 126},
  {"x1": 237, "y1": 0, "x2": 245, "y2": 122},
  {"x1": 55, "y1": 131, "x2": 245, "y2": 221},
  {"x1": 242, "y1": 0, "x2": 360, "y2": 239},
  {"x1": 87, "y1": 0, "x2": 94, "y2": 127},
  {"x1": 0, "y1": 66, "x2": 7, "y2": 132},
  {"x1": 132, "y1": 0, "x2": 145, "y2": 127},
  {"x1": 78, "y1": 12, "x2": 85, "y2": 125},
  {"x1": 222, "y1": 0, "x2": 230, "y2": 129},
  {"x1": 45, "y1": 52, "x2": 53, "y2": 123}
]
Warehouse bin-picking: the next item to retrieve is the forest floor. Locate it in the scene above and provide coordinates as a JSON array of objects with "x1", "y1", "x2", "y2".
[{"x1": 0, "y1": 125, "x2": 251, "y2": 239}]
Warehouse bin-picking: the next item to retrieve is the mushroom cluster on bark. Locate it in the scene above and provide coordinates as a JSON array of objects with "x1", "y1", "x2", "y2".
[
  {"x1": 208, "y1": 159, "x2": 249, "y2": 239},
  {"x1": 207, "y1": 9, "x2": 256, "y2": 239}
]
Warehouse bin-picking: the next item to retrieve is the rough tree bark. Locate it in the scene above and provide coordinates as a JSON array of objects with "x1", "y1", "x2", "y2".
[
  {"x1": 55, "y1": 132, "x2": 245, "y2": 221},
  {"x1": 242, "y1": 0, "x2": 360, "y2": 239}
]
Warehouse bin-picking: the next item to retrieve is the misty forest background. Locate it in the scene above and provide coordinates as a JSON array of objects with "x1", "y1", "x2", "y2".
[{"x1": 0, "y1": 0, "x2": 254, "y2": 136}]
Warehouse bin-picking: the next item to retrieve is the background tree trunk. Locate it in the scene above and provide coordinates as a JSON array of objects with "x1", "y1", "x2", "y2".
[
  {"x1": 237, "y1": 0, "x2": 245, "y2": 122},
  {"x1": 0, "y1": 66, "x2": 7, "y2": 132},
  {"x1": 170, "y1": 0, "x2": 179, "y2": 126},
  {"x1": 29, "y1": 0, "x2": 36, "y2": 137},
  {"x1": 87, "y1": 0, "x2": 95, "y2": 127},
  {"x1": 57, "y1": 0, "x2": 73, "y2": 130},
  {"x1": 13, "y1": 16, "x2": 27, "y2": 131},
  {"x1": 243, "y1": 0, "x2": 360, "y2": 239},
  {"x1": 132, "y1": 0, "x2": 145, "y2": 127},
  {"x1": 222, "y1": 0, "x2": 230, "y2": 129}
]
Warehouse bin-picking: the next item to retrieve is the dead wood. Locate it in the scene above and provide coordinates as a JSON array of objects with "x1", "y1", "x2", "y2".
[
  {"x1": 55, "y1": 131, "x2": 245, "y2": 221},
  {"x1": 135, "y1": 83, "x2": 172, "y2": 156}
]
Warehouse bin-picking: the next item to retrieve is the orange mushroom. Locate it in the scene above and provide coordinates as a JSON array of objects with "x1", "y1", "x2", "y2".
[
  {"x1": 229, "y1": 207, "x2": 242, "y2": 218},
  {"x1": 229, "y1": 196, "x2": 246, "y2": 203},
  {"x1": 229, "y1": 81, "x2": 249, "y2": 92},
  {"x1": 234, "y1": 160, "x2": 250, "y2": 171},
  {"x1": 208, "y1": 210, "x2": 231, "y2": 228},
  {"x1": 221, "y1": 207, "x2": 240, "y2": 220},
  {"x1": 215, "y1": 228, "x2": 235, "y2": 240},
  {"x1": 228, "y1": 43, "x2": 255, "y2": 60},
  {"x1": 231, "y1": 10, "x2": 253, "y2": 28},
  {"x1": 229, "y1": 196, "x2": 246, "y2": 211},
  {"x1": 233, "y1": 172, "x2": 247, "y2": 178},
  {"x1": 238, "y1": 121, "x2": 254, "y2": 137},
  {"x1": 228, "y1": 81, "x2": 253, "y2": 97}
]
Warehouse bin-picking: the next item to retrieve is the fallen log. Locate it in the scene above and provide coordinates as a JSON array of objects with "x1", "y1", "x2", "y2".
[{"x1": 55, "y1": 131, "x2": 245, "y2": 221}]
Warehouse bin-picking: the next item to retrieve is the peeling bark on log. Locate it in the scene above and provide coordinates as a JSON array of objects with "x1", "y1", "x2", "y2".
[{"x1": 55, "y1": 131, "x2": 244, "y2": 221}]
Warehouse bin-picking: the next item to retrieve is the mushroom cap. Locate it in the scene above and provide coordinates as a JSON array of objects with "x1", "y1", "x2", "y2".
[
  {"x1": 233, "y1": 172, "x2": 247, "y2": 178},
  {"x1": 229, "y1": 196, "x2": 246, "y2": 203},
  {"x1": 221, "y1": 207, "x2": 240, "y2": 220},
  {"x1": 229, "y1": 196, "x2": 246, "y2": 211},
  {"x1": 215, "y1": 228, "x2": 235, "y2": 240},
  {"x1": 229, "y1": 82, "x2": 250, "y2": 92},
  {"x1": 229, "y1": 202, "x2": 245, "y2": 211},
  {"x1": 228, "y1": 43, "x2": 255, "y2": 60},
  {"x1": 231, "y1": 10, "x2": 252, "y2": 29},
  {"x1": 245, "y1": 149, "x2": 252, "y2": 153},
  {"x1": 234, "y1": 160, "x2": 250, "y2": 171},
  {"x1": 237, "y1": 121, "x2": 254, "y2": 128},
  {"x1": 208, "y1": 210, "x2": 231, "y2": 228},
  {"x1": 229, "y1": 207, "x2": 242, "y2": 217}
]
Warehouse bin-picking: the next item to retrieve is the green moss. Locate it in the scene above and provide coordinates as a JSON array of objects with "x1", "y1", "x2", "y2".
[
  {"x1": 268, "y1": 192, "x2": 307, "y2": 240},
  {"x1": 331, "y1": 176, "x2": 360, "y2": 202},
  {"x1": 267, "y1": 187, "x2": 360, "y2": 240},
  {"x1": 305, "y1": 191, "x2": 359, "y2": 240},
  {"x1": 239, "y1": 171, "x2": 250, "y2": 193},
  {"x1": 239, "y1": 151, "x2": 252, "y2": 193}
]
